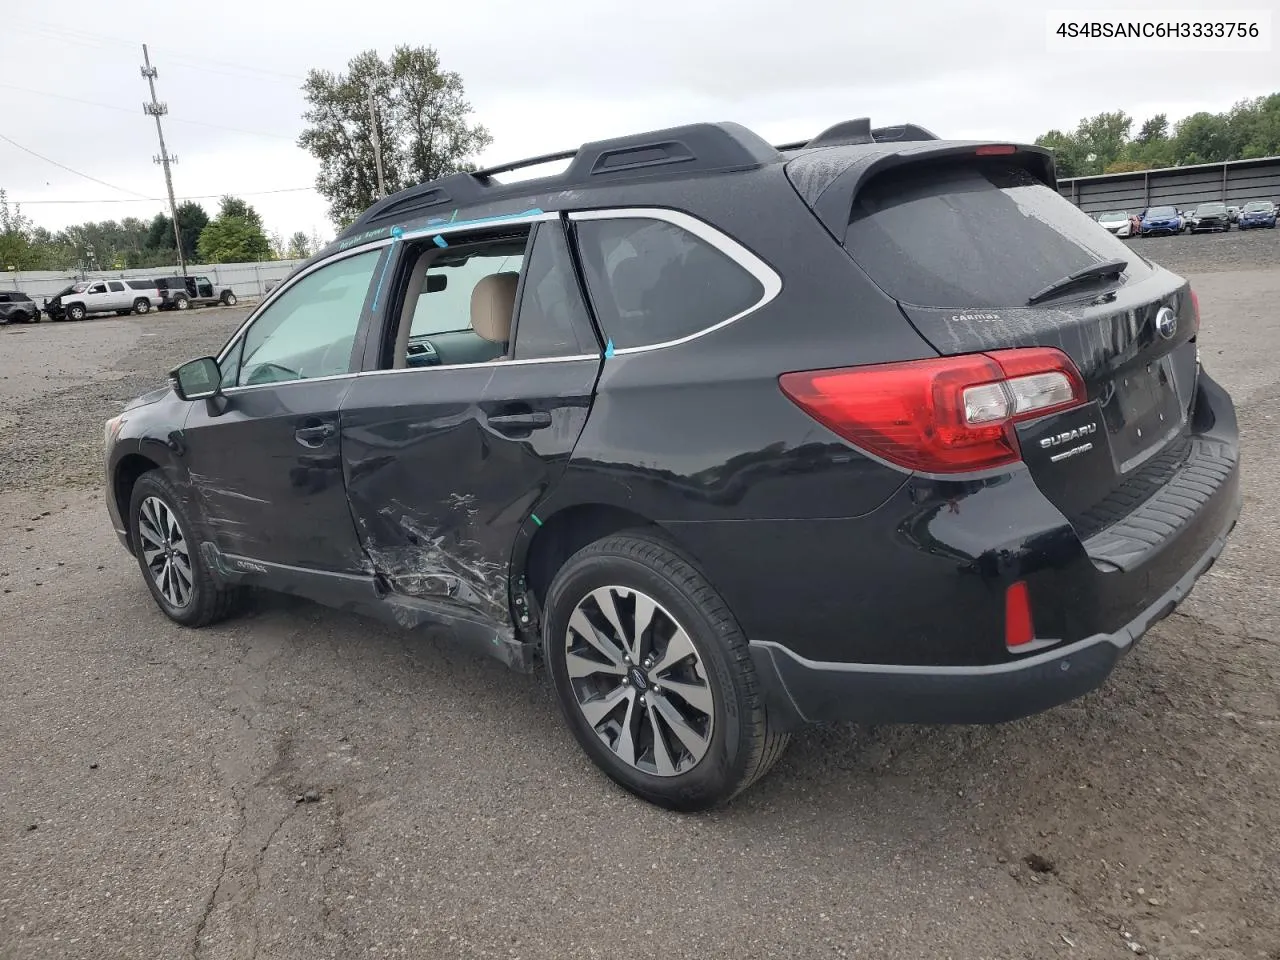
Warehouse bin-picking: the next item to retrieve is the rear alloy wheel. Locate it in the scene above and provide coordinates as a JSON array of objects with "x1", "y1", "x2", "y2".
[
  {"x1": 174, "y1": 296, "x2": 190, "y2": 310},
  {"x1": 544, "y1": 531, "x2": 789, "y2": 810},
  {"x1": 128, "y1": 471, "x2": 244, "y2": 627},
  {"x1": 134, "y1": 298, "x2": 151, "y2": 315}
]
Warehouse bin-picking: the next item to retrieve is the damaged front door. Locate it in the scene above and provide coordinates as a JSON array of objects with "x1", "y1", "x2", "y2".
[
  {"x1": 180, "y1": 247, "x2": 385, "y2": 577},
  {"x1": 340, "y1": 219, "x2": 602, "y2": 628}
]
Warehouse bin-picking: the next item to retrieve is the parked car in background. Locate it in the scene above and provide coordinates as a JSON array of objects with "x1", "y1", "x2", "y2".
[
  {"x1": 1096, "y1": 210, "x2": 1133, "y2": 237},
  {"x1": 54, "y1": 278, "x2": 160, "y2": 321},
  {"x1": 1237, "y1": 200, "x2": 1277, "y2": 230},
  {"x1": 1227, "y1": 205, "x2": 1241, "y2": 223},
  {"x1": 42, "y1": 283, "x2": 87, "y2": 321},
  {"x1": 153, "y1": 275, "x2": 238, "y2": 311},
  {"x1": 104, "y1": 117, "x2": 1241, "y2": 809},
  {"x1": 0, "y1": 290, "x2": 40, "y2": 324},
  {"x1": 1189, "y1": 202, "x2": 1231, "y2": 233},
  {"x1": 1140, "y1": 206, "x2": 1182, "y2": 236}
]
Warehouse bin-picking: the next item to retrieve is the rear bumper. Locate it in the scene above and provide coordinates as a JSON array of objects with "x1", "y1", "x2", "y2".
[
  {"x1": 750, "y1": 499, "x2": 1238, "y2": 728},
  {"x1": 668, "y1": 368, "x2": 1240, "y2": 729}
]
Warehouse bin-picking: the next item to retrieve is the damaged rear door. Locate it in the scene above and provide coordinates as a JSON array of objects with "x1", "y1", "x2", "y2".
[{"x1": 340, "y1": 218, "x2": 603, "y2": 628}]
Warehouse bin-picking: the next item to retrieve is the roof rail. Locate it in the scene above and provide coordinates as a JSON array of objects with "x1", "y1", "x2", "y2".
[
  {"x1": 342, "y1": 121, "x2": 782, "y2": 237},
  {"x1": 774, "y1": 119, "x2": 941, "y2": 152}
]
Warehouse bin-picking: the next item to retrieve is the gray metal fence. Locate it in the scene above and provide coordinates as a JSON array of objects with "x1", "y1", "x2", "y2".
[
  {"x1": 0, "y1": 259, "x2": 304, "y2": 302},
  {"x1": 1058, "y1": 156, "x2": 1280, "y2": 215}
]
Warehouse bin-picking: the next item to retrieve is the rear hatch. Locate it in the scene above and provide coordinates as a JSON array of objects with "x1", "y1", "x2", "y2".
[{"x1": 834, "y1": 154, "x2": 1201, "y2": 542}]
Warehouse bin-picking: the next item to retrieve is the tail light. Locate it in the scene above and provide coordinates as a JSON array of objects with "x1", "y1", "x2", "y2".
[
  {"x1": 778, "y1": 347, "x2": 1086, "y2": 474},
  {"x1": 1188, "y1": 288, "x2": 1200, "y2": 336}
]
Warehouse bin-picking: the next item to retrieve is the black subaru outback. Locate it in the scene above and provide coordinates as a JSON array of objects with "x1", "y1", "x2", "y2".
[{"x1": 103, "y1": 118, "x2": 1241, "y2": 809}]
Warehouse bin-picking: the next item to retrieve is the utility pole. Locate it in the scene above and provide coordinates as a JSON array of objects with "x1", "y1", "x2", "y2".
[
  {"x1": 368, "y1": 93, "x2": 386, "y2": 199},
  {"x1": 141, "y1": 44, "x2": 186, "y2": 276}
]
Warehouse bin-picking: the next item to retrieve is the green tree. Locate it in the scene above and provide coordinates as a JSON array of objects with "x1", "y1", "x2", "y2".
[
  {"x1": 1135, "y1": 114, "x2": 1169, "y2": 144},
  {"x1": 1172, "y1": 112, "x2": 1233, "y2": 165},
  {"x1": 1073, "y1": 111, "x2": 1134, "y2": 175},
  {"x1": 298, "y1": 45, "x2": 492, "y2": 227},
  {"x1": 286, "y1": 230, "x2": 312, "y2": 259},
  {"x1": 1034, "y1": 129, "x2": 1084, "y2": 178},
  {"x1": 197, "y1": 195, "x2": 271, "y2": 263}
]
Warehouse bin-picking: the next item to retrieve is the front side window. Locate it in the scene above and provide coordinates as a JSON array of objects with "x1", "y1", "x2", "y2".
[
  {"x1": 574, "y1": 217, "x2": 764, "y2": 350},
  {"x1": 88, "y1": 282, "x2": 107, "y2": 294},
  {"x1": 235, "y1": 248, "x2": 380, "y2": 387}
]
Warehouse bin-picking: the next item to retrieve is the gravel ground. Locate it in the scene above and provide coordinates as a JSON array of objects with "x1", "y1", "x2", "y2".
[{"x1": 1, "y1": 232, "x2": 1278, "y2": 960}]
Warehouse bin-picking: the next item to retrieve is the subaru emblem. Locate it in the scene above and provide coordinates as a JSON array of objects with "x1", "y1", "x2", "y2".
[{"x1": 1155, "y1": 306, "x2": 1177, "y2": 340}]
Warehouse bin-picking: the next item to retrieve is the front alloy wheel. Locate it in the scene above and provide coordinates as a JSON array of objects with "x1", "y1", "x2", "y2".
[
  {"x1": 128, "y1": 470, "x2": 244, "y2": 626},
  {"x1": 138, "y1": 496, "x2": 193, "y2": 608},
  {"x1": 564, "y1": 586, "x2": 714, "y2": 777}
]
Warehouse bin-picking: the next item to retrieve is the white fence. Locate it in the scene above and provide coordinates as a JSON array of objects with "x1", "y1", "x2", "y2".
[{"x1": 0, "y1": 259, "x2": 305, "y2": 302}]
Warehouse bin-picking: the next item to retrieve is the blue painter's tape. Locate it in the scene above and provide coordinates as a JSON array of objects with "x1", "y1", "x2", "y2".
[
  {"x1": 391, "y1": 225, "x2": 404, "y2": 237},
  {"x1": 604, "y1": 339, "x2": 615, "y2": 359},
  {"x1": 399, "y1": 208, "x2": 544, "y2": 241},
  {"x1": 433, "y1": 235, "x2": 448, "y2": 248}
]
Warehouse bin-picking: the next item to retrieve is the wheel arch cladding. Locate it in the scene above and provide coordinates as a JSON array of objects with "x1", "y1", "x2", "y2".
[
  {"x1": 114, "y1": 453, "x2": 162, "y2": 551},
  {"x1": 520, "y1": 503, "x2": 671, "y2": 607}
]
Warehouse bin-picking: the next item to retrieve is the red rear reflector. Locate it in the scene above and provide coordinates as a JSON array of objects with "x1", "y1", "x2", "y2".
[
  {"x1": 1005, "y1": 581, "x2": 1035, "y2": 647},
  {"x1": 778, "y1": 347, "x2": 1086, "y2": 474},
  {"x1": 976, "y1": 144, "x2": 1017, "y2": 155},
  {"x1": 1188, "y1": 288, "x2": 1200, "y2": 335}
]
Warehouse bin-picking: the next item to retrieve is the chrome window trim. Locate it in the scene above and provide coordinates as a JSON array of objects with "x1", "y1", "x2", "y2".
[
  {"x1": 219, "y1": 354, "x2": 602, "y2": 395},
  {"x1": 214, "y1": 239, "x2": 395, "y2": 368},
  {"x1": 567, "y1": 207, "x2": 783, "y2": 354},
  {"x1": 358, "y1": 353, "x2": 600, "y2": 378}
]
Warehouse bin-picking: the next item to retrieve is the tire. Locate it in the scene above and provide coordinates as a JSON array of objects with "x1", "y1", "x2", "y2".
[
  {"x1": 67, "y1": 304, "x2": 86, "y2": 321},
  {"x1": 543, "y1": 530, "x2": 789, "y2": 810},
  {"x1": 133, "y1": 298, "x2": 151, "y2": 315},
  {"x1": 221, "y1": 291, "x2": 237, "y2": 306},
  {"x1": 128, "y1": 470, "x2": 244, "y2": 627},
  {"x1": 173, "y1": 296, "x2": 190, "y2": 311}
]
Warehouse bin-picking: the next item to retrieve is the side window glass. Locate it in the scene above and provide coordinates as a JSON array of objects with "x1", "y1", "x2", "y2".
[
  {"x1": 88, "y1": 282, "x2": 106, "y2": 294},
  {"x1": 394, "y1": 236, "x2": 527, "y2": 369},
  {"x1": 237, "y1": 248, "x2": 380, "y2": 386},
  {"x1": 220, "y1": 337, "x2": 245, "y2": 389},
  {"x1": 512, "y1": 223, "x2": 599, "y2": 360},
  {"x1": 573, "y1": 217, "x2": 763, "y2": 350},
  {"x1": 108, "y1": 281, "x2": 125, "y2": 292}
]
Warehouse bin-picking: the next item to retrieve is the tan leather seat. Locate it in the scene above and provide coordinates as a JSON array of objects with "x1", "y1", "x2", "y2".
[{"x1": 471, "y1": 272, "x2": 520, "y2": 347}]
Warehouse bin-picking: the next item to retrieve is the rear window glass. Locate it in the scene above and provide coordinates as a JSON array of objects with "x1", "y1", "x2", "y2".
[
  {"x1": 574, "y1": 218, "x2": 764, "y2": 349},
  {"x1": 843, "y1": 161, "x2": 1153, "y2": 308}
]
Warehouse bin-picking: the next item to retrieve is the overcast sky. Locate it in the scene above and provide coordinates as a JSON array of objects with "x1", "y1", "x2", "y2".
[{"x1": 2, "y1": 0, "x2": 1276, "y2": 240}]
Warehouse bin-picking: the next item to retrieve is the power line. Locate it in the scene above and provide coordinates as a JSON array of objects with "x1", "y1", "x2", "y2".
[
  {"x1": 0, "y1": 82, "x2": 297, "y2": 140},
  {"x1": 7, "y1": 19, "x2": 306, "y2": 84},
  {"x1": 0, "y1": 131, "x2": 152, "y2": 198},
  {"x1": 13, "y1": 186, "x2": 318, "y2": 205}
]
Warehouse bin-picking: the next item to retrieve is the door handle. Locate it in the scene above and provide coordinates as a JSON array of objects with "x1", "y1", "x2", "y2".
[
  {"x1": 295, "y1": 421, "x2": 336, "y2": 447},
  {"x1": 486, "y1": 411, "x2": 553, "y2": 433}
]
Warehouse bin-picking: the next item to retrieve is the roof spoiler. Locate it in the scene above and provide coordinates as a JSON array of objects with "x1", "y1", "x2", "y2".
[{"x1": 775, "y1": 119, "x2": 940, "y2": 152}]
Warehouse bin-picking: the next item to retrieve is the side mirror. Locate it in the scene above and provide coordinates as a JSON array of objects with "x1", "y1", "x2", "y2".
[{"x1": 170, "y1": 357, "x2": 222, "y2": 401}]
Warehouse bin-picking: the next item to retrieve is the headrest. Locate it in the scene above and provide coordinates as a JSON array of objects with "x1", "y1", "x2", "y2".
[{"x1": 470, "y1": 271, "x2": 520, "y2": 343}]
